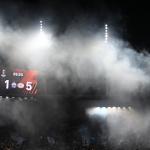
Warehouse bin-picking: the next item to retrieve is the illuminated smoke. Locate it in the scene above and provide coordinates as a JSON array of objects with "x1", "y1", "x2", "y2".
[
  {"x1": 87, "y1": 107, "x2": 150, "y2": 148},
  {"x1": 1, "y1": 17, "x2": 150, "y2": 148},
  {"x1": 0, "y1": 19, "x2": 149, "y2": 99}
]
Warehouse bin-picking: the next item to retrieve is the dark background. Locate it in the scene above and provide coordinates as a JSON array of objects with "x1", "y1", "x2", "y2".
[{"x1": 0, "y1": 0, "x2": 149, "y2": 51}]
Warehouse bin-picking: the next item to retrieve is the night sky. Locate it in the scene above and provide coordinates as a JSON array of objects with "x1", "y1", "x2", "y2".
[{"x1": 0, "y1": 0, "x2": 150, "y2": 50}]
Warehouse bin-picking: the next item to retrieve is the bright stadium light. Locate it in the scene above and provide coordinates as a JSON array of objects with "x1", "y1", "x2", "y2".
[
  {"x1": 86, "y1": 107, "x2": 99, "y2": 116},
  {"x1": 40, "y1": 20, "x2": 43, "y2": 32},
  {"x1": 30, "y1": 31, "x2": 50, "y2": 49},
  {"x1": 104, "y1": 24, "x2": 108, "y2": 43},
  {"x1": 117, "y1": 107, "x2": 121, "y2": 112},
  {"x1": 107, "y1": 107, "x2": 111, "y2": 110},
  {"x1": 19, "y1": 20, "x2": 54, "y2": 69},
  {"x1": 26, "y1": 21, "x2": 52, "y2": 50},
  {"x1": 86, "y1": 107, "x2": 108, "y2": 117},
  {"x1": 86, "y1": 106, "x2": 133, "y2": 118},
  {"x1": 93, "y1": 107, "x2": 101, "y2": 114},
  {"x1": 99, "y1": 107, "x2": 108, "y2": 117}
]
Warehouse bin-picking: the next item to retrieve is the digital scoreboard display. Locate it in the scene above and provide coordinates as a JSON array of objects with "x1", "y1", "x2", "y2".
[{"x1": 0, "y1": 68, "x2": 38, "y2": 97}]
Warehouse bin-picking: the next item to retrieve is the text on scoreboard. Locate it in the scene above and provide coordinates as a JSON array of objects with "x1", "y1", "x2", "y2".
[{"x1": 0, "y1": 68, "x2": 38, "y2": 96}]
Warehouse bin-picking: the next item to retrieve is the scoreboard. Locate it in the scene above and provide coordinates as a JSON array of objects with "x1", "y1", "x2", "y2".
[{"x1": 0, "y1": 68, "x2": 38, "y2": 97}]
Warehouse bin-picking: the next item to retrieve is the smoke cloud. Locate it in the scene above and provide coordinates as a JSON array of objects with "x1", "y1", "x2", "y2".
[
  {"x1": 87, "y1": 108, "x2": 150, "y2": 149},
  {"x1": 1, "y1": 16, "x2": 150, "y2": 148},
  {"x1": 1, "y1": 18, "x2": 150, "y2": 99}
]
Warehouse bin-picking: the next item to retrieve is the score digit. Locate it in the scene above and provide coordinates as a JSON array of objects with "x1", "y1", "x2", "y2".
[
  {"x1": 26, "y1": 82, "x2": 33, "y2": 91},
  {"x1": 5, "y1": 80, "x2": 9, "y2": 89}
]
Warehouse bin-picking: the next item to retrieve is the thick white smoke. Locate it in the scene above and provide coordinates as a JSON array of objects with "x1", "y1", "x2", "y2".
[
  {"x1": 107, "y1": 109, "x2": 150, "y2": 148},
  {"x1": 1, "y1": 18, "x2": 150, "y2": 147},
  {"x1": 87, "y1": 107, "x2": 150, "y2": 148},
  {"x1": 0, "y1": 20, "x2": 149, "y2": 99}
]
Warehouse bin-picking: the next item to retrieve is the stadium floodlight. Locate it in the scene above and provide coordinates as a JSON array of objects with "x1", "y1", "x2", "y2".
[
  {"x1": 40, "y1": 20, "x2": 43, "y2": 32},
  {"x1": 34, "y1": 31, "x2": 50, "y2": 49},
  {"x1": 26, "y1": 21, "x2": 52, "y2": 50},
  {"x1": 86, "y1": 106, "x2": 133, "y2": 118},
  {"x1": 99, "y1": 107, "x2": 108, "y2": 117},
  {"x1": 104, "y1": 24, "x2": 108, "y2": 43},
  {"x1": 86, "y1": 107, "x2": 108, "y2": 117}
]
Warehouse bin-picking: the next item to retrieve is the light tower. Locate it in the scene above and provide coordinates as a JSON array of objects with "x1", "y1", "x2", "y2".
[
  {"x1": 40, "y1": 20, "x2": 43, "y2": 33},
  {"x1": 104, "y1": 24, "x2": 108, "y2": 43},
  {"x1": 104, "y1": 24, "x2": 109, "y2": 97}
]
